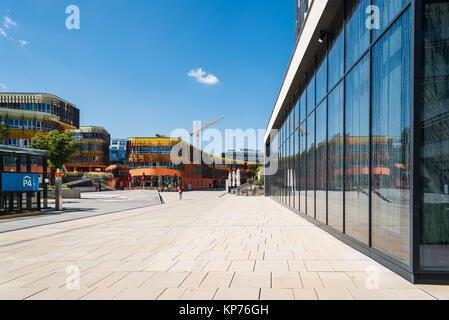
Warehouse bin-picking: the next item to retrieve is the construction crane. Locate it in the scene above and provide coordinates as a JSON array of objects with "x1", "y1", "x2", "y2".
[{"x1": 189, "y1": 116, "x2": 224, "y2": 148}]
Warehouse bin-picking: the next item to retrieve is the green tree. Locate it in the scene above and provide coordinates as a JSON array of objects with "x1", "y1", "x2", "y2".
[
  {"x1": 30, "y1": 130, "x2": 80, "y2": 170},
  {"x1": 0, "y1": 122, "x2": 10, "y2": 141}
]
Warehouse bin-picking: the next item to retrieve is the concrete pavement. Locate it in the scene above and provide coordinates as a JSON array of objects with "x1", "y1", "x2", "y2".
[
  {"x1": 0, "y1": 190, "x2": 161, "y2": 234},
  {"x1": 0, "y1": 191, "x2": 448, "y2": 300}
]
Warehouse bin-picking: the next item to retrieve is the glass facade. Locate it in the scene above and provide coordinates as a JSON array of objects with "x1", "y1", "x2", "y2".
[
  {"x1": 371, "y1": 8, "x2": 411, "y2": 265},
  {"x1": 420, "y1": 0, "x2": 449, "y2": 270},
  {"x1": 0, "y1": 119, "x2": 58, "y2": 132},
  {"x1": 328, "y1": 83, "x2": 344, "y2": 232},
  {"x1": 267, "y1": 0, "x2": 417, "y2": 271},
  {"x1": 345, "y1": 54, "x2": 370, "y2": 244},
  {"x1": 0, "y1": 101, "x2": 79, "y2": 129}
]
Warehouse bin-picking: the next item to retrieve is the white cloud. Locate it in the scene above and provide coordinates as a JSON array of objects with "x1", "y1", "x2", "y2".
[
  {"x1": 188, "y1": 68, "x2": 219, "y2": 85},
  {"x1": 0, "y1": 83, "x2": 7, "y2": 90},
  {"x1": 0, "y1": 16, "x2": 28, "y2": 47},
  {"x1": 4, "y1": 16, "x2": 17, "y2": 28}
]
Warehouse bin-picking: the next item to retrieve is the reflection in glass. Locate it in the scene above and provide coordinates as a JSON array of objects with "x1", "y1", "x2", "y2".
[
  {"x1": 420, "y1": 1, "x2": 449, "y2": 269},
  {"x1": 316, "y1": 57, "x2": 327, "y2": 105},
  {"x1": 372, "y1": 9, "x2": 411, "y2": 265},
  {"x1": 296, "y1": 100, "x2": 301, "y2": 210},
  {"x1": 307, "y1": 112, "x2": 316, "y2": 217},
  {"x1": 373, "y1": 0, "x2": 409, "y2": 40},
  {"x1": 345, "y1": 0, "x2": 370, "y2": 70},
  {"x1": 299, "y1": 92, "x2": 307, "y2": 213},
  {"x1": 328, "y1": 83, "x2": 344, "y2": 231},
  {"x1": 281, "y1": 124, "x2": 284, "y2": 204},
  {"x1": 307, "y1": 74, "x2": 316, "y2": 113},
  {"x1": 328, "y1": 32, "x2": 344, "y2": 91},
  {"x1": 316, "y1": 101, "x2": 327, "y2": 223},
  {"x1": 289, "y1": 122, "x2": 294, "y2": 208},
  {"x1": 345, "y1": 54, "x2": 370, "y2": 244},
  {"x1": 291, "y1": 107, "x2": 296, "y2": 209},
  {"x1": 306, "y1": 75, "x2": 316, "y2": 217}
]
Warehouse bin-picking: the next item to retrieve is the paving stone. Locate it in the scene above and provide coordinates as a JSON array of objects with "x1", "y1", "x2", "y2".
[
  {"x1": 179, "y1": 288, "x2": 217, "y2": 300},
  {"x1": 113, "y1": 288, "x2": 164, "y2": 300},
  {"x1": 200, "y1": 272, "x2": 234, "y2": 288},
  {"x1": 214, "y1": 288, "x2": 260, "y2": 300},
  {"x1": 293, "y1": 288, "x2": 318, "y2": 300},
  {"x1": 231, "y1": 272, "x2": 271, "y2": 288},
  {"x1": 260, "y1": 288, "x2": 294, "y2": 300}
]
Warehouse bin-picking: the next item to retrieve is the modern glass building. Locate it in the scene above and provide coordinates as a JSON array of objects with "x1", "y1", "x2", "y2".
[
  {"x1": 0, "y1": 93, "x2": 80, "y2": 148},
  {"x1": 110, "y1": 138, "x2": 128, "y2": 165},
  {"x1": 221, "y1": 149, "x2": 264, "y2": 164},
  {"x1": 264, "y1": 0, "x2": 449, "y2": 283},
  {"x1": 127, "y1": 137, "x2": 258, "y2": 190},
  {"x1": 295, "y1": 0, "x2": 311, "y2": 41},
  {"x1": 66, "y1": 126, "x2": 111, "y2": 172}
]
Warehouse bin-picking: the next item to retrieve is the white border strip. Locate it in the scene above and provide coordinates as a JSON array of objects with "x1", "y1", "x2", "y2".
[{"x1": 264, "y1": 0, "x2": 328, "y2": 143}]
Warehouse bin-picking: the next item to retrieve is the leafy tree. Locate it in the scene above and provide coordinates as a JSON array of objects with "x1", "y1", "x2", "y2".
[
  {"x1": 30, "y1": 130, "x2": 80, "y2": 170},
  {"x1": 0, "y1": 122, "x2": 10, "y2": 141}
]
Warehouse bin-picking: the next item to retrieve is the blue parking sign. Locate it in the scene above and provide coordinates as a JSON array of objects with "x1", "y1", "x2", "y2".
[{"x1": 1, "y1": 173, "x2": 40, "y2": 192}]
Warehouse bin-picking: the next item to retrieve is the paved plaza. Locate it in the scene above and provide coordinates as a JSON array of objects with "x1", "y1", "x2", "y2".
[
  {"x1": 0, "y1": 190, "x2": 161, "y2": 234},
  {"x1": 0, "y1": 191, "x2": 448, "y2": 300}
]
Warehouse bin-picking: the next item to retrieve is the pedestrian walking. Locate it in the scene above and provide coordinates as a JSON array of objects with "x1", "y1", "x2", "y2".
[{"x1": 178, "y1": 185, "x2": 183, "y2": 200}]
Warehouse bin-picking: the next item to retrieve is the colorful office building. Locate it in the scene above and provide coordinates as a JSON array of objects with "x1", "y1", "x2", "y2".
[
  {"x1": 264, "y1": 0, "x2": 449, "y2": 283},
  {"x1": 66, "y1": 126, "x2": 111, "y2": 172},
  {"x1": 127, "y1": 137, "x2": 258, "y2": 190},
  {"x1": 110, "y1": 138, "x2": 128, "y2": 165},
  {"x1": 0, "y1": 93, "x2": 80, "y2": 148}
]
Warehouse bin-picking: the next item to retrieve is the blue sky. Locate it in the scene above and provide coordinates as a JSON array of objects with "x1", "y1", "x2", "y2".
[{"x1": 0, "y1": 0, "x2": 294, "y2": 143}]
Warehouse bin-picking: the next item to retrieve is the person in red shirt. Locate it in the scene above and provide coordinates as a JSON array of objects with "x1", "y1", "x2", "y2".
[{"x1": 178, "y1": 184, "x2": 183, "y2": 200}]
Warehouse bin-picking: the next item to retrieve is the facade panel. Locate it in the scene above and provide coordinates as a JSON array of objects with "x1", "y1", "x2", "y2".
[
  {"x1": 345, "y1": 54, "x2": 370, "y2": 244},
  {"x1": 316, "y1": 100, "x2": 327, "y2": 223},
  {"x1": 371, "y1": 9, "x2": 411, "y2": 265},
  {"x1": 327, "y1": 82, "x2": 344, "y2": 232},
  {"x1": 266, "y1": 0, "x2": 449, "y2": 283},
  {"x1": 420, "y1": 0, "x2": 449, "y2": 270}
]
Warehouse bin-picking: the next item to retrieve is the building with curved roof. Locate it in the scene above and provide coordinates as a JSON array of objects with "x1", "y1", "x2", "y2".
[{"x1": 66, "y1": 126, "x2": 111, "y2": 172}]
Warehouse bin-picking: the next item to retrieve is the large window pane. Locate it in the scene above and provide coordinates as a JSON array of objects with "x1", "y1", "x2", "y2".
[
  {"x1": 299, "y1": 91, "x2": 307, "y2": 213},
  {"x1": 371, "y1": 9, "x2": 411, "y2": 265},
  {"x1": 372, "y1": 0, "x2": 409, "y2": 40},
  {"x1": 281, "y1": 124, "x2": 285, "y2": 203},
  {"x1": 287, "y1": 113, "x2": 291, "y2": 207},
  {"x1": 328, "y1": 83, "x2": 344, "y2": 231},
  {"x1": 289, "y1": 129, "x2": 293, "y2": 208},
  {"x1": 291, "y1": 107, "x2": 296, "y2": 209},
  {"x1": 346, "y1": 0, "x2": 370, "y2": 70},
  {"x1": 328, "y1": 32, "x2": 344, "y2": 90},
  {"x1": 316, "y1": 57, "x2": 327, "y2": 105},
  {"x1": 284, "y1": 135, "x2": 287, "y2": 205},
  {"x1": 307, "y1": 112, "x2": 316, "y2": 217},
  {"x1": 420, "y1": 1, "x2": 449, "y2": 269},
  {"x1": 316, "y1": 101, "x2": 327, "y2": 223},
  {"x1": 345, "y1": 54, "x2": 370, "y2": 244},
  {"x1": 296, "y1": 100, "x2": 301, "y2": 210},
  {"x1": 307, "y1": 74, "x2": 316, "y2": 112}
]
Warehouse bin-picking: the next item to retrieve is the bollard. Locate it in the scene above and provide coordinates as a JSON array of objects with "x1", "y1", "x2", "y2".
[{"x1": 55, "y1": 169, "x2": 63, "y2": 211}]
